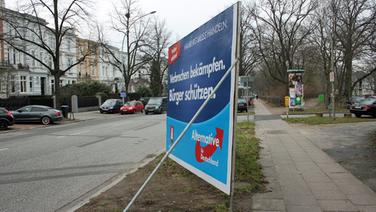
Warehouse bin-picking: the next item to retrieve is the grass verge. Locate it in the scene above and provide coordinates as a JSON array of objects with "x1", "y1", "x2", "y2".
[
  {"x1": 283, "y1": 116, "x2": 376, "y2": 125},
  {"x1": 77, "y1": 121, "x2": 263, "y2": 212}
]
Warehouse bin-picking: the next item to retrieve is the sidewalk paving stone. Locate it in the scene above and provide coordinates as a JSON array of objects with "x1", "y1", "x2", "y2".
[{"x1": 252, "y1": 100, "x2": 376, "y2": 212}]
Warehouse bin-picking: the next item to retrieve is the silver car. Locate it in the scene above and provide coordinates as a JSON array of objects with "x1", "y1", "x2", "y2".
[{"x1": 12, "y1": 105, "x2": 63, "y2": 125}]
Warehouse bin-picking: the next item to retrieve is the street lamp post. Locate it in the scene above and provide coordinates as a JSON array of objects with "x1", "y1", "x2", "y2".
[{"x1": 120, "y1": 10, "x2": 156, "y2": 93}]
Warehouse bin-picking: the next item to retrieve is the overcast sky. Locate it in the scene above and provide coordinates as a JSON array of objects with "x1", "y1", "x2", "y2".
[{"x1": 5, "y1": 0, "x2": 240, "y2": 48}]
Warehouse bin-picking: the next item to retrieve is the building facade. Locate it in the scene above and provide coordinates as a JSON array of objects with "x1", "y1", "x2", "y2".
[
  {"x1": 0, "y1": 2, "x2": 77, "y2": 98},
  {"x1": 77, "y1": 38, "x2": 100, "y2": 81},
  {"x1": 0, "y1": 0, "x2": 151, "y2": 99}
]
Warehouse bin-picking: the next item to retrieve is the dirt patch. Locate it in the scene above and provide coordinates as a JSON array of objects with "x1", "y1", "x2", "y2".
[
  {"x1": 78, "y1": 122, "x2": 264, "y2": 212},
  {"x1": 78, "y1": 156, "x2": 260, "y2": 212}
]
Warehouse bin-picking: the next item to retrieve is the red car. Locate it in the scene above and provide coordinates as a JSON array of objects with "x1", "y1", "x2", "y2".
[
  {"x1": 120, "y1": 101, "x2": 144, "y2": 114},
  {"x1": 350, "y1": 98, "x2": 376, "y2": 118}
]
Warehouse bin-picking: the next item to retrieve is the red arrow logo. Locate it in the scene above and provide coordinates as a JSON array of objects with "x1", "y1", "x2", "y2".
[{"x1": 195, "y1": 128, "x2": 224, "y2": 163}]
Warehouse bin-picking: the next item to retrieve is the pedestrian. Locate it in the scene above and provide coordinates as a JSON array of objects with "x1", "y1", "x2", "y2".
[{"x1": 248, "y1": 98, "x2": 253, "y2": 106}]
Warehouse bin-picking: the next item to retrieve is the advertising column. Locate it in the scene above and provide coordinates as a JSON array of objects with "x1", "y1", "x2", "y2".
[
  {"x1": 288, "y1": 69, "x2": 305, "y2": 110},
  {"x1": 166, "y1": 3, "x2": 239, "y2": 194}
]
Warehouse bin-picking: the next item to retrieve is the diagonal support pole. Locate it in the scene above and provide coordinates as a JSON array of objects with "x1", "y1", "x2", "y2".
[{"x1": 123, "y1": 59, "x2": 238, "y2": 212}]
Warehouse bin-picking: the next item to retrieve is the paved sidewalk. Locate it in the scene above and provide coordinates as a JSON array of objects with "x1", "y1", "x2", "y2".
[
  {"x1": 252, "y1": 100, "x2": 376, "y2": 212},
  {"x1": 68, "y1": 110, "x2": 125, "y2": 121}
]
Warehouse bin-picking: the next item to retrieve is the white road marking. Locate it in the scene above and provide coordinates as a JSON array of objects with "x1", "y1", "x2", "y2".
[{"x1": 0, "y1": 148, "x2": 9, "y2": 152}]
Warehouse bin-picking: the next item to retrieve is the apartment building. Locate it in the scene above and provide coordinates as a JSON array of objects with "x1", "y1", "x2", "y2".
[
  {"x1": 0, "y1": 0, "x2": 150, "y2": 98},
  {"x1": 0, "y1": 1, "x2": 77, "y2": 98},
  {"x1": 77, "y1": 38, "x2": 100, "y2": 81}
]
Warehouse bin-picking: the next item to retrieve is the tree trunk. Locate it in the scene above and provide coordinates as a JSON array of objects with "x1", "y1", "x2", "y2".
[
  {"x1": 325, "y1": 78, "x2": 330, "y2": 106},
  {"x1": 343, "y1": 51, "x2": 353, "y2": 99},
  {"x1": 124, "y1": 77, "x2": 130, "y2": 93},
  {"x1": 54, "y1": 74, "x2": 62, "y2": 108}
]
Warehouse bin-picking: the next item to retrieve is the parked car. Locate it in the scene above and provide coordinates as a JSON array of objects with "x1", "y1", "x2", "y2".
[
  {"x1": 12, "y1": 105, "x2": 63, "y2": 125},
  {"x1": 99, "y1": 99, "x2": 123, "y2": 113},
  {"x1": 349, "y1": 98, "x2": 376, "y2": 118},
  {"x1": 140, "y1": 97, "x2": 150, "y2": 107},
  {"x1": 145, "y1": 97, "x2": 167, "y2": 114},
  {"x1": 120, "y1": 101, "x2": 144, "y2": 114},
  {"x1": 346, "y1": 96, "x2": 365, "y2": 109},
  {"x1": 0, "y1": 107, "x2": 14, "y2": 129},
  {"x1": 238, "y1": 98, "x2": 248, "y2": 113}
]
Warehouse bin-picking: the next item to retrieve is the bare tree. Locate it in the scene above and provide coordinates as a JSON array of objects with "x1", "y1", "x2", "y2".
[
  {"x1": 99, "y1": 0, "x2": 155, "y2": 93},
  {"x1": 309, "y1": 1, "x2": 344, "y2": 103},
  {"x1": 248, "y1": 0, "x2": 317, "y2": 92},
  {"x1": 0, "y1": 0, "x2": 92, "y2": 106},
  {"x1": 143, "y1": 18, "x2": 171, "y2": 96},
  {"x1": 334, "y1": 0, "x2": 376, "y2": 98},
  {"x1": 351, "y1": 31, "x2": 376, "y2": 92},
  {"x1": 239, "y1": 4, "x2": 260, "y2": 77}
]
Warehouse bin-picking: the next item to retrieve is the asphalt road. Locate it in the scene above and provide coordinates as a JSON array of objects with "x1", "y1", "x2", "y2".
[{"x1": 0, "y1": 113, "x2": 166, "y2": 212}]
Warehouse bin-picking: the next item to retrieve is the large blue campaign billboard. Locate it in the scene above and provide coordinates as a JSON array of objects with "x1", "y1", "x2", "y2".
[{"x1": 166, "y1": 3, "x2": 239, "y2": 194}]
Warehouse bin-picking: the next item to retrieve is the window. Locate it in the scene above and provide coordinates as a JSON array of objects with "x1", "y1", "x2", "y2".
[
  {"x1": 7, "y1": 48, "x2": 10, "y2": 64},
  {"x1": 31, "y1": 50, "x2": 35, "y2": 66},
  {"x1": 31, "y1": 107, "x2": 47, "y2": 112},
  {"x1": 67, "y1": 40, "x2": 71, "y2": 51},
  {"x1": 68, "y1": 57, "x2": 73, "y2": 66},
  {"x1": 48, "y1": 56, "x2": 52, "y2": 68},
  {"x1": 10, "y1": 75, "x2": 15, "y2": 93},
  {"x1": 51, "y1": 80, "x2": 55, "y2": 94},
  {"x1": 20, "y1": 76, "x2": 27, "y2": 93},
  {"x1": 18, "y1": 51, "x2": 22, "y2": 64},
  {"x1": 13, "y1": 49, "x2": 16, "y2": 64},
  {"x1": 40, "y1": 52, "x2": 43, "y2": 66},
  {"x1": 29, "y1": 77, "x2": 33, "y2": 92},
  {"x1": 19, "y1": 106, "x2": 31, "y2": 112}
]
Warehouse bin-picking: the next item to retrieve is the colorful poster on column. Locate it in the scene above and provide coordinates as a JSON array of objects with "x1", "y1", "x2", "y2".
[
  {"x1": 166, "y1": 3, "x2": 239, "y2": 194},
  {"x1": 288, "y1": 69, "x2": 305, "y2": 109}
]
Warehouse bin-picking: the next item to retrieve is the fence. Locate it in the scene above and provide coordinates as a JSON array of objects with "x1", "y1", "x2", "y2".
[
  {"x1": 0, "y1": 96, "x2": 53, "y2": 110},
  {"x1": 0, "y1": 93, "x2": 144, "y2": 111},
  {"x1": 78, "y1": 96, "x2": 98, "y2": 108},
  {"x1": 0, "y1": 95, "x2": 99, "y2": 110}
]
